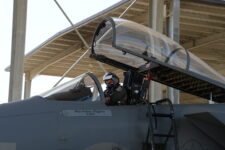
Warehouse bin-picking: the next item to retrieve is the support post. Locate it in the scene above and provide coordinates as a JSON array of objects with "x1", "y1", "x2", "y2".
[
  {"x1": 209, "y1": 92, "x2": 215, "y2": 104},
  {"x1": 167, "y1": 0, "x2": 180, "y2": 104},
  {"x1": 150, "y1": 0, "x2": 164, "y2": 32},
  {"x1": 149, "y1": 0, "x2": 164, "y2": 102},
  {"x1": 8, "y1": 0, "x2": 27, "y2": 102},
  {"x1": 24, "y1": 73, "x2": 32, "y2": 99}
]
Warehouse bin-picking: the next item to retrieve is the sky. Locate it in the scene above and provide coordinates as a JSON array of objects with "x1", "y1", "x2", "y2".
[{"x1": 0, "y1": 0, "x2": 121, "y2": 104}]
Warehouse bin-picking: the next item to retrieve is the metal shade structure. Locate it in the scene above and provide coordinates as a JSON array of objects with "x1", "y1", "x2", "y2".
[
  {"x1": 5, "y1": 0, "x2": 225, "y2": 102},
  {"x1": 6, "y1": 0, "x2": 131, "y2": 78},
  {"x1": 91, "y1": 17, "x2": 225, "y2": 102},
  {"x1": 6, "y1": 0, "x2": 225, "y2": 78}
]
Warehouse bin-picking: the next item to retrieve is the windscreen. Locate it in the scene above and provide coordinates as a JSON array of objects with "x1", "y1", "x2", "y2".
[{"x1": 40, "y1": 73, "x2": 102, "y2": 101}]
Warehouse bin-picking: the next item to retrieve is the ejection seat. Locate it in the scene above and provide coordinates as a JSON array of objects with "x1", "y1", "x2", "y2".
[{"x1": 123, "y1": 70, "x2": 147, "y2": 105}]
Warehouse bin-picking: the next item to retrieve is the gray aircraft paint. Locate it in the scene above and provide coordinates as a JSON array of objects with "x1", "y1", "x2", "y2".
[
  {"x1": 0, "y1": 143, "x2": 16, "y2": 150},
  {"x1": 0, "y1": 96, "x2": 224, "y2": 150}
]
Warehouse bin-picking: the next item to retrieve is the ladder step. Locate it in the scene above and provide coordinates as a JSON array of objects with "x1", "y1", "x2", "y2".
[
  {"x1": 154, "y1": 133, "x2": 174, "y2": 138},
  {"x1": 155, "y1": 98, "x2": 169, "y2": 104},
  {"x1": 152, "y1": 113, "x2": 172, "y2": 118}
]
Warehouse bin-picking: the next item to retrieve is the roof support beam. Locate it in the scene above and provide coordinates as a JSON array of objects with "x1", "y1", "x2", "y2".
[
  {"x1": 180, "y1": 17, "x2": 225, "y2": 30},
  {"x1": 8, "y1": 0, "x2": 27, "y2": 102},
  {"x1": 180, "y1": 9, "x2": 225, "y2": 23},
  {"x1": 24, "y1": 72, "x2": 32, "y2": 99},
  {"x1": 29, "y1": 44, "x2": 81, "y2": 79},
  {"x1": 181, "y1": 1, "x2": 225, "y2": 17},
  {"x1": 183, "y1": 32, "x2": 225, "y2": 50},
  {"x1": 149, "y1": 0, "x2": 164, "y2": 102},
  {"x1": 167, "y1": 0, "x2": 180, "y2": 105},
  {"x1": 180, "y1": 23, "x2": 225, "y2": 33}
]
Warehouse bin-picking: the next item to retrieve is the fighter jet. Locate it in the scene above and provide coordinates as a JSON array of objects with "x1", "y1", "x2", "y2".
[{"x1": 0, "y1": 17, "x2": 225, "y2": 150}]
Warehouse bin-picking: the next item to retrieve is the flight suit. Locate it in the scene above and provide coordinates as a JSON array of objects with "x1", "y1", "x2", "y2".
[{"x1": 104, "y1": 84, "x2": 127, "y2": 105}]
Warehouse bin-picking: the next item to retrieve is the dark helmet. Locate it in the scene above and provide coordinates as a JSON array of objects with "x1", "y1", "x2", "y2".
[{"x1": 103, "y1": 72, "x2": 119, "y2": 85}]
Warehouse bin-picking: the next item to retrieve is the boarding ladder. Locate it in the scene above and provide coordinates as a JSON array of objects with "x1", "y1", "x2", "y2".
[{"x1": 143, "y1": 98, "x2": 179, "y2": 150}]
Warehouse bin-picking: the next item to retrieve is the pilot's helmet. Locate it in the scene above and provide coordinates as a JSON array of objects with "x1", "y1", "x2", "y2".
[{"x1": 103, "y1": 72, "x2": 119, "y2": 86}]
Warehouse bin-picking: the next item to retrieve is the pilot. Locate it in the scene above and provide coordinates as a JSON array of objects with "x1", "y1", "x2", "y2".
[{"x1": 103, "y1": 72, "x2": 127, "y2": 105}]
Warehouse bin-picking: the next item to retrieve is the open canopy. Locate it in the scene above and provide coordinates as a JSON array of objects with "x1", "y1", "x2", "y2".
[{"x1": 91, "y1": 17, "x2": 225, "y2": 102}]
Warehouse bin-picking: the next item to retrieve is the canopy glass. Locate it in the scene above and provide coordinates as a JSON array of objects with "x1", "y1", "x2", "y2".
[{"x1": 91, "y1": 17, "x2": 225, "y2": 102}]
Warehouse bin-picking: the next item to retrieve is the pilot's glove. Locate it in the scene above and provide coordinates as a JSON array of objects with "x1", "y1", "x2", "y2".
[{"x1": 105, "y1": 96, "x2": 111, "y2": 105}]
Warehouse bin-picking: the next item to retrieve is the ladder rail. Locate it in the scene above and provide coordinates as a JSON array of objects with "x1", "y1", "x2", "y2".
[
  {"x1": 146, "y1": 102, "x2": 156, "y2": 150},
  {"x1": 150, "y1": 98, "x2": 179, "y2": 150}
]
